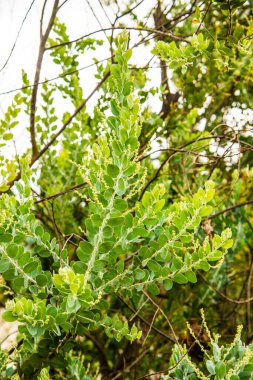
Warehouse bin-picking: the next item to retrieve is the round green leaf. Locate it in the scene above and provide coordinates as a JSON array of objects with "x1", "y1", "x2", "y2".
[
  {"x1": 36, "y1": 274, "x2": 48, "y2": 287},
  {"x1": 0, "y1": 233, "x2": 12, "y2": 242},
  {"x1": 2, "y1": 311, "x2": 17, "y2": 322},
  {"x1": 147, "y1": 283, "x2": 160, "y2": 295},
  {"x1": 24, "y1": 261, "x2": 39, "y2": 273}
]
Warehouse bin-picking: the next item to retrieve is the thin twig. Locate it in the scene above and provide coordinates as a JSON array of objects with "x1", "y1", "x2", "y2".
[
  {"x1": 34, "y1": 71, "x2": 110, "y2": 162},
  {"x1": 117, "y1": 0, "x2": 146, "y2": 21},
  {"x1": 139, "y1": 135, "x2": 225, "y2": 199},
  {"x1": 0, "y1": 331, "x2": 18, "y2": 346},
  {"x1": 2, "y1": 72, "x2": 109, "y2": 192},
  {"x1": 196, "y1": 0, "x2": 212, "y2": 34},
  {"x1": 117, "y1": 295, "x2": 176, "y2": 343},
  {"x1": 98, "y1": 0, "x2": 113, "y2": 25},
  {"x1": 130, "y1": 297, "x2": 149, "y2": 322},
  {"x1": 46, "y1": 25, "x2": 188, "y2": 50},
  {"x1": 142, "y1": 307, "x2": 159, "y2": 346},
  {"x1": 111, "y1": 348, "x2": 150, "y2": 380},
  {"x1": 58, "y1": 0, "x2": 70, "y2": 11},
  {"x1": 199, "y1": 272, "x2": 253, "y2": 304},
  {"x1": 85, "y1": 0, "x2": 106, "y2": 33},
  {"x1": 142, "y1": 290, "x2": 180, "y2": 347},
  {"x1": 227, "y1": 0, "x2": 232, "y2": 36},
  {"x1": 246, "y1": 247, "x2": 253, "y2": 339},
  {"x1": 40, "y1": 0, "x2": 48, "y2": 38},
  {"x1": 34, "y1": 182, "x2": 87, "y2": 203},
  {"x1": 0, "y1": 56, "x2": 110, "y2": 96},
  {"x1": 0, "y1": 0, "x2": 36, "y2": 72},
  {"x1": 207, "y1": 200, "x2": 253, "y2": 220},
  {"x1": 136, "y1": 326, "x2": 202, "y2": 380}
]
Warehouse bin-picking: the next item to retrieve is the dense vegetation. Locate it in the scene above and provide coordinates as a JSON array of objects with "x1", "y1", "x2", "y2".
[{"x1": 0, "y1": 0, "x2": 253, "y2": 378}]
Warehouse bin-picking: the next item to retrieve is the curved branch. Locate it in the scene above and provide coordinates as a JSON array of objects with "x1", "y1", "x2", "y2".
[
  {"x1": 199, "y1": 272, "x2": 253, "y2": 304},
  {"x1": 208, "y1": 200, "x2": 253, "y2": 220},
  {"x1": 117, "y1": 295, "x2": 176, "y2": 344},
  {"x1": 46, "y1": 26, "x2": 188, "y2": 51},
  {"x1": 30, "y1": 0, "x2": 59, "y2": 159},
  {"x1": 0, "y1": 0, "x2": 36, "y2": 73},
  {"x1": 34, "y1": 182, "x2": 87, "y2": 203},
  {"x1": 139, "y1": 135, "x2": 225, "y2": 198}
]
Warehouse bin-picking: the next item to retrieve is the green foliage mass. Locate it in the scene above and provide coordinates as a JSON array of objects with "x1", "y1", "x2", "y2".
[{"x1": 0, "y1": 0, "x2": 253, "y2": 379}]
